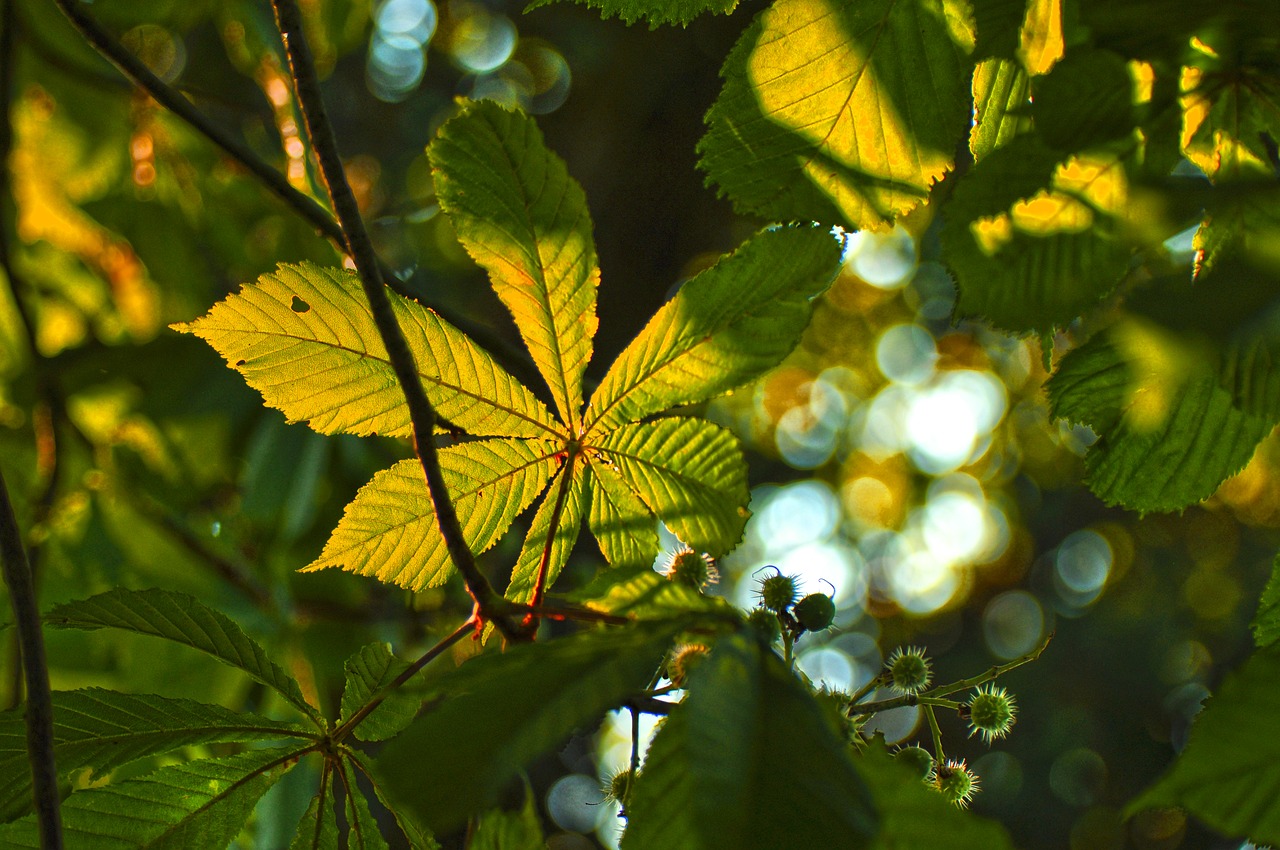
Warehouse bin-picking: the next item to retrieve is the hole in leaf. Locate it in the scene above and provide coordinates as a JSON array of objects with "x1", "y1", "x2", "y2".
[
  {"x1": 290, "y1": 295, "x2": 310, "y2": 313},
  {"x1": 235, "y1": 359, "x2": 246, "y2": 367}
]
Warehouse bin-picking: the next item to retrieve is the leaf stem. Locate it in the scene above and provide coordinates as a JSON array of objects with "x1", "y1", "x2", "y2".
[
  {"x1": 332, "y1": 616, "x2": 475, "y2": 744},
  {"x1": 924, "y1": 703, "x2": 945, "y2": 764},
  {"x1": 847, "y1": 632, "x2": 1053, "y2": 718},
  {"x1": 269, "y1": 0, "x2": 525, "y2": 641},
  {"x1": 0, "y1": 469, "x2": 63, "y2": 849},
  {"x1": 528, "y1": 450, "x2": 579, "y2": 614}
]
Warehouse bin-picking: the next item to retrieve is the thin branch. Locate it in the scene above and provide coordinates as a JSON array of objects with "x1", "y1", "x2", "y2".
[
  {"x1": 0, "y1": 469, "x2": 63, "y2": 849},
  {"x1": 848, "y1": 632, "x2": 1053, "y2": 718},
  {"x1": 269, "y1": 0, "x2": 525, "y2": 640},
  {"x1": 923, "y1": 703, "x2": 944, "y2": 764},
  {"x1": 332, "y1": 616, "x2": 475, "y2": 743}
]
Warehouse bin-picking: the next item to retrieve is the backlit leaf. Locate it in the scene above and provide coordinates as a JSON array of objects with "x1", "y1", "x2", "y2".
[
  {"x1": 44, "y1": 589, "x2": 317, "y2": 721},
  {"x1": 0, "y1": 746, "x2": 303, "y2": 849},
  {"x1": 699, "y1": 0, "x2": 973, "y2": 230},
  {"x1": 173, "y1": 263, "x2": 562, "y2": 440},
  {"x1": 569, "y1": 566, "x2": 729, "y2": 620},
  {"x1": 970, "y1": 58, "x2": 1032, "y2": 161},
  {"x1": 584, "y1": 225, "x2": 839, "y2": 434},
  {"x1": 1181, "y1": 41, "x2": 1280, "y2": 182},
  {"x1": 376, "y1": 622, "x2": 683, "y2": 832},
  {"x1": 1253, "y1": 554, "x2": 1280, "y2": 650},
  {"x1": 595, "y1": 418, "x2": 749, "y2": 555},
  {"x1": 304, "y1": 440, "x2": 562, "y2": 590},
  {"x1": 430, "y1": 100, "x2": 598, "y2": 431},
  {"x1": 505, "y1": 463, "x2": 588, "y2": 604},
  {"x1": 1130, "y1": 648, "x2": 1280, "y2": 845},
  {"x1": 588, "y1": 462, "x2": 659, "y2": 566},
  {"x1": 0, "y1": 689, "x2": 311, "y2": 823},
  {"x1": 942, "y1": 135, "x2": 1131, "y2": 332},
  {"x1": 524, "y1": 0, "x2": 737, "y2": 27},
  {"x1": 622, "y1": 634, "x2": 876, "y2": 850},
  {"x1": 340, "y1": 643, "x2": 420, "y2": 742}
]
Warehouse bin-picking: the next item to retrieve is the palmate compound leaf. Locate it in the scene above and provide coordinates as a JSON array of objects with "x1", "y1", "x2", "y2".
[
  {"x1": 429, "y1": 99, "x2": 598, "y2": 434},
  {"x1": 1048, "y1": 261, "x2": 1280, "y2": 512},
  {"x1": 172, "y1": 263, "x2": 563, "y2": 441},
  {"x1": 0, "y1": 689, "x2": 312, "y2": 822},
  {"x1": 941, "y1": 134, "x2": 1132, "y2": 333},
  {"x1": 0, "y1": 745, "x2": 305, "y2": 849},
  {"x1": 375, "y1": 620, "x2": 686, "y2": 832},
  {"x1": 584, "y1": 224, "x2": 841, "y2": 435},
  {"x1": 291, "y1": 762, "x2": 392, "y2": 850},
  {"x1": 1129, "y1": 647, "x2": 1280, "y2": 845},
  {"x1": 699, "y1": 0, "x2": 973, "y2": 231},
  {"x1": 43, "y1": 588, "x2": 318, "y2": 722},
  {"x1": 303, "y1": 439, "x2": 562, "y2": 590},
  {"x1": 621, "y1": 634, "x2": 877, "y2": 850},
  {"x1": 524, "y1": 0, "x2": 736, "y2": 27}
]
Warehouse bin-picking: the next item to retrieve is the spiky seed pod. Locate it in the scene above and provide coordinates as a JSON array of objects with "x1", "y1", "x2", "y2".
[
  {"x1": 602, "y1": 768, "x2": 634, "y2": 805},
  {"x1": 794, "y1": 593, "x2": 836, "y2": 631},
  {"x1": 966, "y1": 683, "x2": 1017, "y2": 743},
  {"x1": 885, "y1": 646, "x2": 932, "y2": 695},
  {"x1": 934, "y1": 758, "x2": 980, "y2": 808},
  {"x1": 893, "y1": 745, "x2": 935, "y2": 781},
  {"x1": 663, "y1": 547, "x2": 719, "y2": 589},
  {"x1": 746, "y1": 607, "x2": 782, "y2": 645},
  {"x1": 757, "y1": 569, "x2": 799, "y2": 613},
  {"x1": 667, "y1": 643, "x2": 711, "y2": 687}
]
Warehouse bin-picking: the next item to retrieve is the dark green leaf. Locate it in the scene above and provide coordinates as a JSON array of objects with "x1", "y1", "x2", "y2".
[
  {"x1": 524, "y1": 0, "x2": 737, "y2": 27},
  {"x1": 1254, "y1": 554, "x2": 1280, "y2": 649},
  {"x1": 1032, "y1": 48, "x2": 1137, "y2": 151},
  {"x1": 44, "y1": 589, "x2": 318, "y2": 721},
  {"x1": 339, "y1": 643, "x2": 420, "y2": 743},
  {"x1": 0, "y1": 746, "x2": 304, "y2": 848},
  {"x1": 376, "y1": 621, "x2": 683, "y2": 832},
  {"x1": 338, "y1": 762, "x2": 390, "y2": 850},
  {"x1": 567, "y1": 565, "x2": 729, "y2": 620},
  {"x1": 1130, "y1": 648, "x2": 1280, "y2": 844},
  {"x1": 622, "y1": 634, "x2": 877, "y2": 850},
  {"x1": 469, "y1": 787, "x2": 544, "y2": 850},
  {"x1": 0, "y1": 688, "x2": 311, "y2": 822},
  {"x1": 290, "y1": 780, "x2": 339, "y2": 850}
]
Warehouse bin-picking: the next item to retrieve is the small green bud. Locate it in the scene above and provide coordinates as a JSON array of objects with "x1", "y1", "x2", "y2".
[
  {"x1": 965, "y1": 684, "x2": 1017, "y2": 743},
  {"x1": 758, "y1": 568, "x2": 799, "y2": 613},
  {"x1": 934, "y1": 759, "x2": 979, "y2": 808},
  {"x1": 746, "y1": 607, "x2": 782, "y2": 645},
  {"x1": 794, "y1": 593, "x2": 836, "y2": 631},
  {"x1": 894, "y1": 745, "x2": 935, "y2": 780},
  {"x1": 662, "y1": 547, "x2": 718, "y2": 589},
  {"x1": 885, "y1": 646, "x2": 932, "y2": 694}
]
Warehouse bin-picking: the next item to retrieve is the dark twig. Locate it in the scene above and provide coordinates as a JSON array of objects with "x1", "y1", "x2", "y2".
[
  {"x1": 0, "y1": 469, "x2": 63, "y2": 848},
  {"x1": 269, "y1": 0, "x2": 525, "y2": 640}
]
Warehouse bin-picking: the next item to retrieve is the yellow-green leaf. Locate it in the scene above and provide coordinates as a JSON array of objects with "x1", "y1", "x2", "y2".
[
  {"x1": 970, "y1": 58, "x2": 1031, "y2": 161},
  {"x1": 699, "y1": 0, "x2": 974, "y2": 230},
  {"x1": 172, "y1": 263, "x2": 562, "y2": 440},
  {"x1": 505, "y1": 463, "x2": 588, "y2": 604},
  {"x1": 304, "y1": 440, "x2": 562, "y2": 590},
  {"x1": 588, "y1": 462, "x2": 659, "y2": 566},
  {"x1": 430, "y1": 100, "x2": 598, "y2": 432},
  {"x1": 595, "y1": 418, "x2": 748, "y2": 556},
  {"x1": 584, "y1": 225, "x2": 840, "y2": 435}
]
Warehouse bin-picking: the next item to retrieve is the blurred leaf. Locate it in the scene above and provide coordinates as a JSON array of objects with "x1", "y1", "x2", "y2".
[
  {"x1": 0, "y1": 689, "x2": 311, "y2": 823},
  {"x1": 469, "y1": 787, "x2": 544, "y2": 850},
  {"x1": 585, "y1": 225, "x2": 839, "y2": 434},
  {"x1": 1254, "y1": 554, "x2": 1280, "y2": 649},
  {"x1": 524, "y1": 0, "x2": 737, "y2": 26},
  {"x1": 568, "y1": 566, "x2": 729, "y2": 620},
  {"x1": 429, "y1": 100, "x2": 598, "y2": 432},
  {"x1": 1181, "y1": 37, "x2": 1280, "y2": 182},
  {"x1": 44, "y1": 588, "x2": 319, "y2": 721},
  {"x1": 1130, "y1": 648, "x2": 1280, "y2": 845},
  {"x1": 596, "y1": 418, "x2": 749, "y2": 556},
  {"x1": 943, "y1": 135, "x2": 1131, "y2": 332},
  {"x1": 303, "y1": 442, "x2": 561, "y2": 590},
  {"x1": 340, "y1": 643, "x2": 420, "y2": 743},
  {"x1": 0, "y1": 746, "x2": 303, "y2": 848},
  {"x1": 172, "y1": 263, "x2": 563, "y2": 440},
  {"x1": 854, "y1": 743, "x2": 1015, "y2": 849},
  {"x1": 622, "y1": 634, "x2": 876, "y2": 850},
  {"x1": 699, "y1": 0, "x2": 973, "y2": 230},
  {"x1": 1032, "y1": 48, "x2": 1137, "y2": 151},
  {"x1": 376, "y1": 621, "x2": 684, "y2": 832}
]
